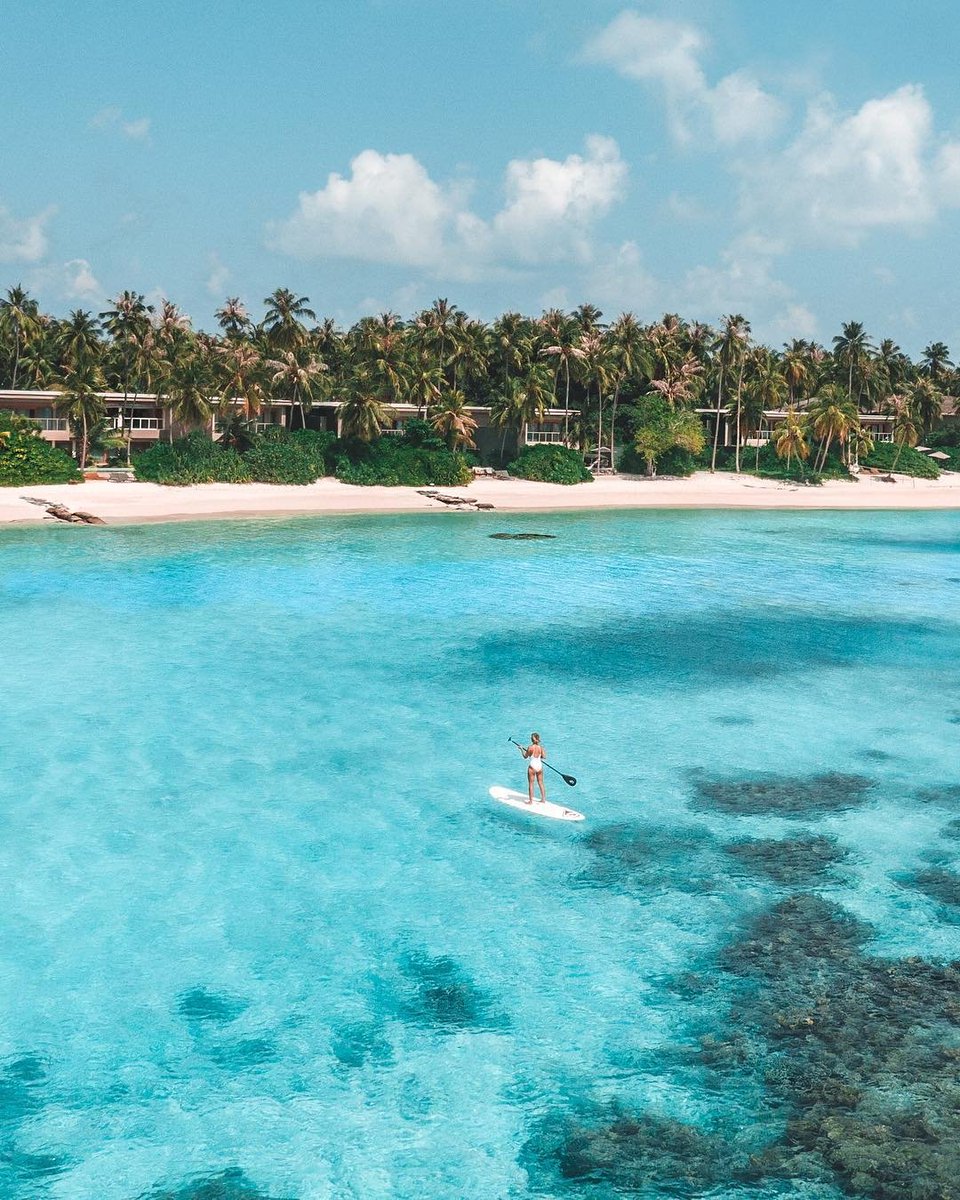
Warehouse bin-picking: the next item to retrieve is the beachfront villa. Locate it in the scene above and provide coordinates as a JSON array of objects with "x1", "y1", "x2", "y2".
[
  {"x1": 0, "y1": 388, "x2": 572, "y2": 461},
  {"x1": 4, "y1": 387, "x2": 946, "y2": 466}
]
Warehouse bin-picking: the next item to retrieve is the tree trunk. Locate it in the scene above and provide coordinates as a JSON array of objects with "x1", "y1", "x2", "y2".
[
  {"x1": 610, "y1": 383, "x2": 620, "y2": 473},
  {"x1": 80, "y1": 409, "x2": 89, "y2": 469},
  {"x1": 817, "y1": 432, "x2": 834, "y2": 473},
  {"x1": 733, "y1": 364, "x2": 744, "y2": 473},
  {"x1": 563, "y1": 359, "x2": 571, "y2": 442},
  {"x1": 709, "y1": 362, "x2": 725, "y2": 472}
]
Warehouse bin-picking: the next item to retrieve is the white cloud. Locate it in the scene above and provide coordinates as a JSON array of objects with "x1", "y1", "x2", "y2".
[
  {"x1": 584, "y1": 239, "x2": 658, "y2": 315},
  {"x1": 267, "y1": 149, "x2": 459, "y2": 269},
  {"x1": 91, "y1": 106, "x2": 151, "y2": 140},
  {"x1": 63, "y1": 258, "x2": 101, "y2": 301},
  {"x1": 27, "y1": 257, "x2": 102, "y2": 304},
  {"x1": 267, "y1": 137, "x2": 627, "y2": 278},
  {"x1": 679, "y1": 234, "x2": 790, "y2": 315},
  {"x1": 584, "y1": 12, "x2": 784, "y2": 145},
  {"x1": 121, "y1": 116, "x2": 151, "y2": 141},
  {"x1": 493, "y1": 135, "x2": 627, "y2": 263},
  {"x1": 205, "y1": 253, "x2": 230, "y2": 297},
  {"x1": 741, "y1": 85, "x2": 960, "y2": 244},
  {"x1": 0, "y1": 202, "x2": 54, "y2": 263}
]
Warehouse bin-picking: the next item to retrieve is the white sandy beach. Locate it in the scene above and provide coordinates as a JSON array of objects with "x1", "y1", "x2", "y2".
[{"x1": 2, "y1": 471, "x2": 960, "y2": 526}]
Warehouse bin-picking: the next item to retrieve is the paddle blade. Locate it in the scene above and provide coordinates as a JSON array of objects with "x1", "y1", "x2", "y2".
[{"x1": 561, "y1": 773, "x2": 577, "y2": 787}]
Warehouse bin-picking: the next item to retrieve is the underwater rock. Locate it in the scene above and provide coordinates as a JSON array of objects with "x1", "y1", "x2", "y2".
[
  {"x1": 691, "y1": 770, "x2": 874, "y2": 817},
  {"x1": 906, "y1": 867, "x2": 960, "y2": 909},
  {"x1": 396, "y1": 951, "x2": 508, "y2": 1032},
  {"x1": 859, "y1": 747, "x2": 895, "y2": 762},
  {"x1": 488, "y1": 532, "x2": 556, "y2": 540},
  {"x1": 579, "y1": 822, "x2": 721, "y2": 894},
  {"x1": 914, "y1": 784, "x2": 960, "y2": 810},
  {"x1": 2, "y1": 1148, "x2": 68, "y2": 1180},
  {"x1": 209, "y1": 1038, "x2": 278, "y2": 1070},
  {"x1": 140, "y1": 1167, "x2": 290, "y2": 1199},
  {"x1": 719, "y1": 893, "x2": 870, "y2": 978},
  {"x1": 715, "y1": 895, "x2": 960, "y2": 1200},
  {"x1": 940, "y1": 818, "x2": 960, "y2": 840},
  {"x1": 330, "y1": 1020, "x2": 393, "y2": 1069},
  {"x1": 469, "y1": 610, "x2": 931, "y2": 693},
  {"x1": 0, "y1": 1054, "x2": 46, "y2": 1126},
  {"x1": 522, "y1": 1109, "x2": 753, "y2": 1196},
  {"x1": 177, "y1": 988, "x2": 247, "y2": 1026},
  {"x1": 724, "y1": 835, "x2": 850, "y2": 886},
  {"x1": 713, "y1": 714, "x2": 755, "y2": 726},
  {"x1": 522, "y1": 885, "x2": 960, "y2": 1200}
]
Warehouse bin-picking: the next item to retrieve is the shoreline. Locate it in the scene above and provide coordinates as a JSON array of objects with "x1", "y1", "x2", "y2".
[{"x1": 2, "y1": 471, "x2": 960, "y2": 527}]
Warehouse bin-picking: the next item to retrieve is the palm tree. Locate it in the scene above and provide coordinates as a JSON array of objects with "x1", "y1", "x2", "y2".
[
  {"x1": 743, "y1": 348, "x2": 787, "y2": 468},
  {"x1": 407, "y1": 359, "x2": 442, "y2": 421},
  {"x1": 889, "y1": 398, "x2": 920, "y2": 472},
  {"x1": 57, "y1": 359, "x2": 106, "y2": 468},
  {"x1": 57, "y1": 309, "x2": 103, "y2": 370},
  {"x1": 710, "y1": 314, "x2": 749, "y2": 471},
  {"x1": 491, "y1": 312, "x2": 532, "y2": 389},
  {"x1": 167, "y1": 348, "x2": 214, "y2": 435},
  {"x1": 650, "y1": 354, "x2": 703, "y2": 406},
  {"x1": 876, "y1": 337, "x2": 910, "y2": 396},
  {"x1": 100, "y1": 290, "x2": 152, "y2": 464},
  {"x1": 217, "y1": 341, "x2": 264, "y2": 425},
  {"x1": 431, "y1": 391, "x2": 478, "y2": 450},
  {"x1": 809, "y1": 386, "x2": 859, "y2": 472},
  {"x1": 540, "y1": 314, "x2": 584, "y2": 442},
  {"x1": 0, "y1": 285, "x2": 41, "y2": 388},
  {"x1": 772, "y1": 406, "x2": 809, "y2": 472},
  {"x1": 920, "y1": 341, "x2": 952, "y2": 382},
  {"x1": 910, "y1": 376, "x2": 943, "y2": 436},
  {"x1": 832, "y1": 321, "x2": 874, "y2": 407},
  {"x1": 262, "y1": 288, "x2": 315, "y2": 351},
  {"x1": 607, "y1": 312, "x2": 649, "y2": 472},
  {"x1": 267, "y1": 349, "x2": 326, "y2": 430},
  {"x1": 577, "y1": 331, "x2": 613, "y2": 464},
  {"x1": 215, "y1": 297, "x2": 251, "y2": 340},
  {"x1": 781, "y1": 339, "x2": 814, "y2": 406},
  {"x1": 338, "y1": 381, "x2": 393, "y2": 441}
]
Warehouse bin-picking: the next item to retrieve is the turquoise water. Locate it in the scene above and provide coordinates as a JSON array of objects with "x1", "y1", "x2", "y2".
[{"x1": 1, "y1": 509, "x2": 959, "y2": 1199}]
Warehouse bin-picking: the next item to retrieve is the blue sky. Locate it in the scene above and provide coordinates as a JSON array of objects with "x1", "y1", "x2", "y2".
[{"x1": 3, "y1": 1, "x2": 960, "y2": 353}]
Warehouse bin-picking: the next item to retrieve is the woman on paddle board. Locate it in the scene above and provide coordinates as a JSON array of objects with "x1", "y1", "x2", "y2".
[{"x1": 519, "y1": 733, "x2": 547, "y2": 804}]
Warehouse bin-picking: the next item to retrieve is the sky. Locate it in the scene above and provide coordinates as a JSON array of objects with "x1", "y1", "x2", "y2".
[{"x1": 3, "y1": 0, "x2": 960, "y2": 353}]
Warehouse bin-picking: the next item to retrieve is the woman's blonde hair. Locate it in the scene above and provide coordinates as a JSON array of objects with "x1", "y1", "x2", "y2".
[{"x1": 531, "y1": 732, "x2": 540, "y2": 743}]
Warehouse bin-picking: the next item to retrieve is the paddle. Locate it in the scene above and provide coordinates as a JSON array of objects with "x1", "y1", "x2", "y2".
[{"x1": 508, "y1": 738, "x2": 577, "y2": 787}]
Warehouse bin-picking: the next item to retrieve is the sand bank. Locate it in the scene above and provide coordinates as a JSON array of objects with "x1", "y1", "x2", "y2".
[{"x1": 1, "y1": 471, "x2": 960, "y2": 527}]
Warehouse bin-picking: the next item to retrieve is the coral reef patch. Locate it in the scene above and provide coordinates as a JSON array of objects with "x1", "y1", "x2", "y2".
[
  {"x1": 522, "y1": 893, "x2": 960, "y2": 1199},
  {"x1": 578, "y1": 822, "x2": 721, "y2": 894},
  {"x1": 691, "y1": 770, "x2": 874, "y2": 817},
  {"x1": 394, "y1": 951, "x2": 509, "y2": 1032},
  {"x1": 723, "y1": 835, "x2": 850, "y2": 886},
  {"x1": 140, "y1": 1167, "x2": 291, "y2": 1199}
]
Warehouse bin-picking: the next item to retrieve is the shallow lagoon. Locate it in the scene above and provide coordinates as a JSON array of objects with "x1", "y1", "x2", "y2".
[{"x1": 0, "y1": 508, "x2": 958, "y2": 1199}]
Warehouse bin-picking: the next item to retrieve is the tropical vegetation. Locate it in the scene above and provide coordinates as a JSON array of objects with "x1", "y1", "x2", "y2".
[
  {"x1": 1, "y1": 285, "x2": 957, "y2": 484},
  {"x1": 0, "y1": 411, "x2": 82, "y2": 485}
]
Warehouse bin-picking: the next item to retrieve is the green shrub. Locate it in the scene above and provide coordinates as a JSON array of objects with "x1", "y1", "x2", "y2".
[
  {"x1": 334, "y1": 439, "x2": 472, "y2": 487},
  {"x1": 619, "y1": 444, "x2": 699, "y2": 476},
  {"x1": 244, "y1": 438, "x2": 317, "y2": 484},
  {"x1": 288, "y1": 428, "x2": 336, "y2": 478},
  {"x1": 507, "y1": 444, "x2": 592, "y2": 484},
  {"x1": 862, "y1": 442, "x2": 941, "y2": 478},
  {"x1": 0, "y1": 423, "x2": 82, "y2": 485},
  {"x1": 134, "y1": 433, "x2": 251, "y2": 485}
]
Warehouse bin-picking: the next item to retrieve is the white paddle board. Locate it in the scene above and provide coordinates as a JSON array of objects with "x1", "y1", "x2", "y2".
[{"x1": 489, "y1": 786, "x2": 585, "y2": 822}]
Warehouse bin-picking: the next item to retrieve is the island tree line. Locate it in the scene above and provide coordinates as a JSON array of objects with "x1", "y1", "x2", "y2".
[{"x1": 0, "y1": 285, "x2": 957, "y2": 476}]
